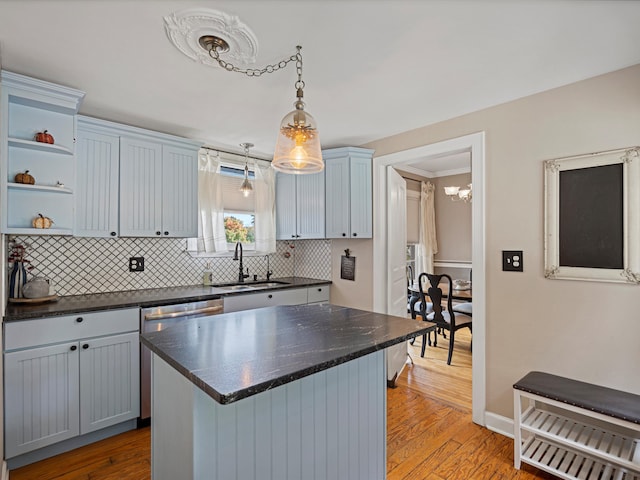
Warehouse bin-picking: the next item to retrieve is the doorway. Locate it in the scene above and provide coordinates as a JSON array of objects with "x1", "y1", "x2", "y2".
[{"x1": 372, "y1": 132, "x2": 486, "y2": 426}]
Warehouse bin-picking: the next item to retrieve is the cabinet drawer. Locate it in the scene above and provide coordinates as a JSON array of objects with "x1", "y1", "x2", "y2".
[
  {"x1": 307, "y1": 285, "x2": 330, "y2": 303},
  {"x1": 224, "y1": 288, "x2": 308, "y2": 313},
  {"x1": 4, "y1": 308, "x2": 139, "y2": 351}
]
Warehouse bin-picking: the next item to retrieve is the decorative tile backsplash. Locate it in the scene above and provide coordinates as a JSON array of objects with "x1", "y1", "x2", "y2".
[{"x1": 8, "y1": 236, "x2": 331, "y2": 296}]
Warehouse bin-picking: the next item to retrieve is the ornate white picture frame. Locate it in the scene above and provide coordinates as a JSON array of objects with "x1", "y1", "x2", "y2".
[{"x1": 544, "y1": 147, "x2": 640, "y2": 283}]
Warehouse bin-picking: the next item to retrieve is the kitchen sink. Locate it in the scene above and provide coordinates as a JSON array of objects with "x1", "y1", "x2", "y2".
[
  {"x1": 215, "y1": 280, "x2": 289, "y2": 291},
  {"x1": 217, "y1": 285, "x2": 255, "y2": 291}
]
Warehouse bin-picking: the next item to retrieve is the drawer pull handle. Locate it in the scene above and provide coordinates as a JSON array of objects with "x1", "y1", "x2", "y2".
[
  {"x1": 82, "y1": 344, "x2": 89, "y2": 350},
  {"x1": 70, "y1": 345, "x2": 77, "y2": 351},
  {"x1": 318, "y1": 288, "x2": 322, "y2": 292},
  {"x1": 268, "y1": 294, "x2": 273, "y2": 299},
  {"x1": 76, "y1": 317, "x2": 83, "y2": 323},
  {"x1": 110, "y1": 231, "x2": 116, "y2": 236}
]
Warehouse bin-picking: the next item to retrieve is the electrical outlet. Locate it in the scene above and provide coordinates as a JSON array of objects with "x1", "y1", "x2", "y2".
[
  {"x1": 502, "y1": 250, "x2": 523, "y2": 272},
  {"x1": 129, "y1": 257, "x2": 144, "y2": 272}
]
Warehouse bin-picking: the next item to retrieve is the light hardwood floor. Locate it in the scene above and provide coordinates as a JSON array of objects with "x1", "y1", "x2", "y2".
[{"x1": 10, "y1": 329, "x2": 551, "y2": 479}]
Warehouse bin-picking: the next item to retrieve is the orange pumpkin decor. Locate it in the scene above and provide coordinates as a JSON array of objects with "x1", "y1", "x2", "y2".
[
  {"x1": 34, "y1": 130, "x2": 54, "y2": 144},
  {"x1": 32, "y1": 213, "x2": 54, "y2": 229},
  {"x1": 14, "y1": 170, "x2": 35, "y2": 184}
]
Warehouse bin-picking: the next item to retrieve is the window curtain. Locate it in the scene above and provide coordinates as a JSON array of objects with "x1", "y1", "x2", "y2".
[
  {"x1": 418, "y1": 181, "x2": 438, "y2": 274},
  {"x1": 253, "y1": 160, "x2": 276, "y2": 254},
  {"x1": 193, "y1": 151, "x2": 227, "y2": 253}
]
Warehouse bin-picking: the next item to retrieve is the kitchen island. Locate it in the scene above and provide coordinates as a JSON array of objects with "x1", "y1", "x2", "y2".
[{"x1": 140, "y1": 303, "x2": 434, "y2": 480}]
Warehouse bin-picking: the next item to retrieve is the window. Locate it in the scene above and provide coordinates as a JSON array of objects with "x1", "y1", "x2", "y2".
[
  {"x1": 406, "y1": 244, "x2": 417, "y2": 282},
  {"x1": 220, "y1": 166, "x2": 256, "y2": 250},
  {"x1": 188, "y1": 149, "x2": 276, "y2": 256},
  {"x1": 224, "y1": 212, "x2": 255, "y2": 248}
]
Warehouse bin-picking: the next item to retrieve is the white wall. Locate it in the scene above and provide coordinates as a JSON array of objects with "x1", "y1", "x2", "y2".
[
  {"x1": 365, "y1": 64, "x2": 640, "y2": 419},
  {"x1": 330, "y1": 239, "x2": 373, "y2": 311}
]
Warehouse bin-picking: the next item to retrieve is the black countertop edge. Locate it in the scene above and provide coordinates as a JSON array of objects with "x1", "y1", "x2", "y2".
[
  {"x1": 194, "y1": 330, "x2": 431, "y2": 405},
  {"x1": 3, "y1": 277, "x2": 331, "y2": 321},
  {"x1": 140, "y1": 304, "x2": 437, "y2": 405}
]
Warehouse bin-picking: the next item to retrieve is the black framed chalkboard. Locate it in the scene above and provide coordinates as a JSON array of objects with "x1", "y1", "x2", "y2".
[{"x1": 559, "y1": 163, "x2": 623, "y2": 269}]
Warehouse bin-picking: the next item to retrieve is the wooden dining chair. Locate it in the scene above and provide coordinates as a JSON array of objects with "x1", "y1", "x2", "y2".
[
  {"x1": 452, "y1": 268, "x2": 472, "y2": 317},
  {"x1": 418, "y1": 272, "x2": 472, "y2": 365}
]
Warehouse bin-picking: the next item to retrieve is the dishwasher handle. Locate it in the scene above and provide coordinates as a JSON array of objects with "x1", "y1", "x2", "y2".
[{"x1": 143, "y1": 304, "x2": 223, "y2": 321}]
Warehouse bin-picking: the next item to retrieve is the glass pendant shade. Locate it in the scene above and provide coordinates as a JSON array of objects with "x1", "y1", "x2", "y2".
[
  {"x1": 238, "y1": 142, "x2": 253, "y2": 197},
  {"x1": 239, "y1": 167, "x2": 253, "y2": 197},
  {"x1": 272, "y1": 102, "x2": 323, "y2": 174}
]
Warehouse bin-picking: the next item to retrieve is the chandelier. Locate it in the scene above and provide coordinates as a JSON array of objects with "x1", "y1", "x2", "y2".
[{"x1": 444, "y1": 183, "x2": 472, "y2": 202}]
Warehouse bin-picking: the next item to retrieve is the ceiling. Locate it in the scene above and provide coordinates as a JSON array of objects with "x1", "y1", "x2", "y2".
[{"x1": 1, "y1": 1, "x2": 639, "y2": 173}]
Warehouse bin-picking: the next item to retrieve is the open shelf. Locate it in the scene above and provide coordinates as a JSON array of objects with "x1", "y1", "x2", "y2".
[
  {"x1": 7, "y1": 182, "x2": 72, "y2": 194},
  {"x1": 8, "y1": 137, "x2": 73, "y2": 155},
  {"x1": 4, "y1": 227, "x2": 73, "y2": 236},
  {"x1": 522, "y1": 437, "x2": 640, "y2": 480},
  {"x1": 521, "y1": 406, "x2": 639, "y2": 470}
]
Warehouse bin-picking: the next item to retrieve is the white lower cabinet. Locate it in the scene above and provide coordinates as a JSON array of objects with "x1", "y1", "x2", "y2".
[
  {"x1": 307, "y1": 285, "x2": 330, "y2": 304},
  {"x1": 223, "y1": 286, "x2": 330, "y2": 313},
  {"x1": 3, "y1": 309, "x2": 139, "y2": 458}
]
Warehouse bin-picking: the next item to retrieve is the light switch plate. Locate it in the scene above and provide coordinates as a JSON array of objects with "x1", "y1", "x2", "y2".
[{"x1": 502, "y1": 250, "x2": 523, "y2": 272}]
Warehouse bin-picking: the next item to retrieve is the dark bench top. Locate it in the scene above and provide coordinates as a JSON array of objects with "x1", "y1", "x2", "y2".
[{"x1": 514, "y1": 371, "x2": 640, "y2": 425}]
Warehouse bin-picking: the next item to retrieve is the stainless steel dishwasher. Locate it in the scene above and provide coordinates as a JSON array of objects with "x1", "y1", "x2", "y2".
[{"x1": 140, "y1": 298, "x2": 224, "y2": 420}]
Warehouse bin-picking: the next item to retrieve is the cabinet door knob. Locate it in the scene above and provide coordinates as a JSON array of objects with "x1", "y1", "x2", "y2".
[
  {"x1": 70, "y1": 345, "x2": 77, "y2": 351},
  {"x1": 291, "y1": 235, "x2": 296, "y2": 238},
  {"x1": 76, "y1": 317, "x2": 83, "y2": 323},
  {"x1": 342, "y1": 233, "x2": 346, "y2": 237},
  {"x1": 156, "y1": 231, "x2": 161, "y2": 236},
  {"x1": 164, "y1": 231, "x2": 169, "y2": 236},
  {"x1": 110, "y1": 231, "x2": 116, "y2": 236},
  {"x1": 82, "y1": 344, "x2": 89, "y2": 350},
  {"x1": 353, "y1": 232, "x2": 358, "y2": 237},
  {"x1": 268, "y1": 294, "x2": 273, "y2": 299},
  {"x1": 318, "y1": 288, "x2": 322, "y2": 292}
]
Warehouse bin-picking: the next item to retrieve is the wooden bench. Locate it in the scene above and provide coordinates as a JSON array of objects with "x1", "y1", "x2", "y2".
[{"x1": 513, "y1": 371, "x2": 640, "y2": 480}]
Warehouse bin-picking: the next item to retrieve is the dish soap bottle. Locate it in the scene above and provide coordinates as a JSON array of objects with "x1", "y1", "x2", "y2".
[{"x1": 203, "y1": 262, "x2": 214, "y2": 286}]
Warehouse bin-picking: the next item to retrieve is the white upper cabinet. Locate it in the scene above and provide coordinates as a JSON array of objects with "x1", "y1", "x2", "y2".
[
  {"x1": 276, "y1": 171, "x2": 325, "y2": 240},
  {"x1": 119, "y1": 136, "x2": 164, "y2": 237},
  {"x1": 75, "y1": 116, "x2": 200, "y2": 238},
  {"x1": 161, "y1": 145, "x2": 199, "y2": 237},
  {"x1": 75, "y1": 123, "x2": 120, "y2": 237},
  {"x1": 0, "y1": 70, "x2": 84, "y2": 235},
  {"x1": 323, "y1": 147, "x2": 374, "y2": 238}
]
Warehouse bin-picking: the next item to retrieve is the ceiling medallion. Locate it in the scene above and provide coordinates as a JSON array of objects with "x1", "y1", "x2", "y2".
[{"x1": 163, "y1": 8, "x2": 258, "y2": 67}]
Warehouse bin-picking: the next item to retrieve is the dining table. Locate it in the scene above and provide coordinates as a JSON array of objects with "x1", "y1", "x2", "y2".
[{"x1": 408, "y1": 280, "x2": 472, "y2": 319}]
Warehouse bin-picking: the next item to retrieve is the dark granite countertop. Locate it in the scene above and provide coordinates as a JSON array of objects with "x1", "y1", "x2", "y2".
[
  {"x1": 140, "y1": 303, "x2": 435, "y2": 405},
  {"x1": 3, "y1": 277, "x2": 331, "y2": 321}
]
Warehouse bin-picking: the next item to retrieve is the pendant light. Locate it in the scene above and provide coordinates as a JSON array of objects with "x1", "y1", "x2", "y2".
[
  {"x1": 272, "y1": 46, "x2": 323, "y2": 174},
  {"x1": 239, "y1": 142, "x2": 253, "y2": 197},
  {"x1": 194, "y1": 33, "x2": 323, "y2": 174}
]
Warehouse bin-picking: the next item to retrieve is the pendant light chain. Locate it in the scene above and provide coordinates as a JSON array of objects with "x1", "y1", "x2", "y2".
[
  {"x1": 295, "y1": 47, "x2": 304, "y2": 92},
  {"x1": 207, "y1": 44, "x2": 302, "y2": 78}
]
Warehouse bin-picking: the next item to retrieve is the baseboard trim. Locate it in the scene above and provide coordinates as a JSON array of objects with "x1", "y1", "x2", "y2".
[
  {"x1": 2, "y1": 460, "x2": 9, "y2": 480},
  {"x1": 485, "y1": 411, "x2": 514, "y2": 439}
]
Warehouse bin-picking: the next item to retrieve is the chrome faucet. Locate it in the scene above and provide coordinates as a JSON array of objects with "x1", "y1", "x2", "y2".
[{"x1": 233, "y1": 242, "x2": 250, "y2": 282}]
